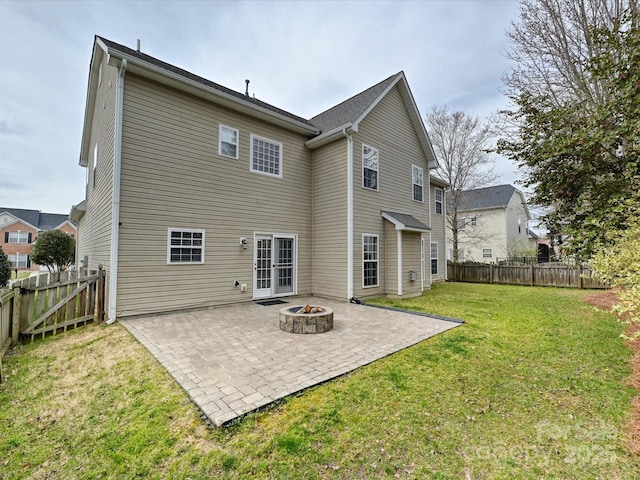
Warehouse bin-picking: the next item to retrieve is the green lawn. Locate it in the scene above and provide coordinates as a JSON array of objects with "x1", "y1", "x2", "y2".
[{"x1": 1, "y1": 283, "x2": 637, "y2": 479}]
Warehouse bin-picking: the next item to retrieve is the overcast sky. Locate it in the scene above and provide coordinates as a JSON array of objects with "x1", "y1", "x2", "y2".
[{"x1": 0, "y1": 0, "x2": 521, "y2": 215}]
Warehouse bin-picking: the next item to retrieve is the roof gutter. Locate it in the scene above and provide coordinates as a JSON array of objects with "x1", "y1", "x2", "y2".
[
  {"x1": 106, "y1": 57, "x2": 127, "y2": 324},
  {"x1": 305, "y1": 123, "x2": 356, "y2": 149}
]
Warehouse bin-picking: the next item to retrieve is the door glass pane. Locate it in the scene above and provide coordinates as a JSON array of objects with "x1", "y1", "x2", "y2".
[
  {"x1": 274, "y1": 238, "x2": 294, "y2": 294},
  {"x1": 257, "y1": 239, "x2": 272, "y2": 289}
]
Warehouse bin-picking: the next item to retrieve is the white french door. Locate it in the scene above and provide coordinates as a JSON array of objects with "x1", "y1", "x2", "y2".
[{"x1": 253, "y1": 233, "x2": 297, "y2": 299}]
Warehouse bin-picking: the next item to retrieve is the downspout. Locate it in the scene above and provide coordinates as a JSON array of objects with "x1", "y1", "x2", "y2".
[
  {"x1": 106, "y1": 58, "x2": 127, "y2": 324},
  {"x1": 397, "y1": 230, "x2": 403, "y2": 296},
  {"x1": 345, "y1": 128, "x2": 354, "y2": 300},
  {"x1": 443, "y1": 188, "x2": 448, "y2": 281}
]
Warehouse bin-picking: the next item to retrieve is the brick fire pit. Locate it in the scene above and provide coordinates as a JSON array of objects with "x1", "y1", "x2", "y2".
[{"x1": 279, "y1": 305, "x2": 334, "y2": 334}]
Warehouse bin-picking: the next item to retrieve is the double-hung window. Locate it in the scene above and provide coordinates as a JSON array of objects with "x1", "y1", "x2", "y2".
[
  {"x1": 251, "y1": 134, "x2": 282, "y2": 178},
  {"x1": 168, "y1": 229, "x2": 205, "y2": 264},
  {"x1": 363, "y1": 234, "x2": 379, "y2": 287},
  {"x1": 435, "y1": 188, "x2": 443, "y2": 214},
  {"x1": 412, "y1": 165, "x2": 423, "y2": 202},
  {"x1": 6, "y1": 232, "x2": 30, "y2": 243},
  {"x1": 362, "y1": 145, "x2": 379, "y2": 190},
  {"x1": 430, "y1": 242, "x2": 438, "y2": 275},
  {"x1": 219, "y1": 125, "x2": 238, "y2": 158},
  {"x1": 8, "y1": 254, "x2": 29, "y2": 269}
]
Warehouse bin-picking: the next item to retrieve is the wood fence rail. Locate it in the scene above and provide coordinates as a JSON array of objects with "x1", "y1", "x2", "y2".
[
  {"x1": 0, "y1": 267, "x2": 105, "y2": 383},
  {"x1": 447, "y1": 263, "x2": 609, "y2": 289}
]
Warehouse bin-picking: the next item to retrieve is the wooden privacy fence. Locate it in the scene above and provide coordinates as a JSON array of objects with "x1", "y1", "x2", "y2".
[
  {"x1": 447, "y1": 263, "x2": 609, "y2": 289},
  {"x1": 0, "y1": 268, "x2": 105, "y2": 382}
]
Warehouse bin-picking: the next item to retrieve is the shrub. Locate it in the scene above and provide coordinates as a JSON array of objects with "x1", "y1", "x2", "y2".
[{"x1": 0, "y1": 247, "x2": 10, "y2": 287}]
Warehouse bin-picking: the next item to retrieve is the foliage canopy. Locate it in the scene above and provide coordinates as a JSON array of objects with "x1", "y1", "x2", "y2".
[
  {"x1": 30, "y1": 230, "x2": 76, "y2": 273},
  {"x1": 0, "y1": 247, "x2": 11, "y2": 287},
  {"x1": 498, "y1": 6, "x2": 640, "y2": 258}
]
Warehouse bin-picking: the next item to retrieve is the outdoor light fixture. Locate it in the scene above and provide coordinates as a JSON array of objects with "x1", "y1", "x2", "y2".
[{"x1": 240, "y1": 237, "x2": 247, "y2": 249}]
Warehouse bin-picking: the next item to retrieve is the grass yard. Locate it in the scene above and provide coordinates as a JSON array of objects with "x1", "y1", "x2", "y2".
[{"x1": 0, "y1": 283, "x2": 638, "y2": 479}]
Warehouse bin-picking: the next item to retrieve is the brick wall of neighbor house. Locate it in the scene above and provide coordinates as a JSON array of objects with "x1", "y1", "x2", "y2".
[
  {"x1": 76, "y1": 53, "x2": 118, "y2": 311},
  {"x1": 311, "y1": 138, "x2": 349, "y2": 299},
  {"x1": 114, "y1": 74, "x2": 314, "y2": 317},
  {"x1": 351, "y1": 85, "x2": 430, "y2": 298},
  {"x1": 0, "y1": 222, "x2": 38, "y2": 271}
]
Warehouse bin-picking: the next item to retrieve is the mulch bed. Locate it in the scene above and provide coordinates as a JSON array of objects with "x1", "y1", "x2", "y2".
[{"x1": 583, "y1": 290, "x2": 640, "y2": 454}]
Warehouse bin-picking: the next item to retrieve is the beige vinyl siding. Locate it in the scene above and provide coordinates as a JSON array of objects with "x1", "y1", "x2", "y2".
[
  {"x1": 116, "y1": 74, "x2": 313, "y2": 317},
  {"x1": 402, "y1": 232, "x2": 422, "y2": 297},
  {"x1": 77, "y1": 55, "x2": 117, "y2": 312},
  {"x1": 352, "y1": 85, "x2": 431, "y2": 298},
  {"x1": 383, "y1": 221, "x2": 396, "y2": 296},
  {"x1": 311, "y1": 139, "x2": 348, "y2": 299},
  {"x1": 429, "y1": 182, "x2": 446, "y2": 281}
]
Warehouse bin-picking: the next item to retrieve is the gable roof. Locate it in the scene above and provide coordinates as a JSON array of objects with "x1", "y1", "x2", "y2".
[
  {"x1": 306, "y1": 72, "x2": 438, "y2": 168},
  {"x1": 451, "y1": 184, "x2": 531, "y2": 219},
  {"x1": 81, "y1": 36, "x2": 321, "y2": 166},
  {"x1": 0, "y1": 208, "x2": 71, "y2": 231},
  {"x1": 311, "y1": 73, "x2": 399, "y2": 133}
]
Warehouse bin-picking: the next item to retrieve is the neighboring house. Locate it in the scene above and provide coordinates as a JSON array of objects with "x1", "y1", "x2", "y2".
[
  {"x1": 446, "y1": 185, "x2": 534, "y2": 263},
  {"x1": 0, "y1": 208, "x2": 77, "y2": 271},
  {"x1": 71, "y1": 36, "x2": 447, "y2": 322}
]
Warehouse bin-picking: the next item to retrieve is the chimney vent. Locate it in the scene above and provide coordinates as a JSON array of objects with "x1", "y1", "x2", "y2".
[
  {"x1": 245, "y1": 79, "x2": 250, "y2": 96},
  {"x1": 137, "y1": 39, "x2": 141, "y2": 52}
]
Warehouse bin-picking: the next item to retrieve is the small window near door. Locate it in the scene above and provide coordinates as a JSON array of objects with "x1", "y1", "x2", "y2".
[
  {"x1": 483, "y1": 248, "x2": 493, "y2": 259},
  {"x1": 431, "y1": 242, "x2": 438, "y2": 275},
  {"x1": 363, "y1": 234, "x2": 379, "y2": 287},
  {"x1": 167, "y1": 228, "x2": 205, "y2": 264}
]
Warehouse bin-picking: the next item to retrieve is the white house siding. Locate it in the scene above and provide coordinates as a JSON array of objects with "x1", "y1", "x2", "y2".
[
  {"x1": 505, "y1": 192, "x2": 531, "y2": 255},
  {"x1": 77, "y1": 55, "x2": 118, "y2": 312},
  {"x1": 311, "y1": 139, "x2": 348, "y2": 299},
  {"x1": 351, "y1": 85, "x2": 431, "y2": 298},
  {"x1": 115, "y1": 74, "x2": 313, "y2": 317},
  {"x1": 428, "y1": 182, "x2": 446, "y2": 281}
]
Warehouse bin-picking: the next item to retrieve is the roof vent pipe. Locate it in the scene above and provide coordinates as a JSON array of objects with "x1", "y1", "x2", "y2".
[
  {"x1": 245, "y1": 79, "x2": 250, "y2": 96},
  {"x1": 136, "y1": 39, "x2": 141, "y2": 52}
]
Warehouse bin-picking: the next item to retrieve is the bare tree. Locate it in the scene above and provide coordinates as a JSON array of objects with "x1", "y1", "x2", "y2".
[
  {"x1": 425, "y1": 106, "x2": 498, "y2": 262},
  {"x1": 504, "y1": 0, "x2": 626, "y2": 108}
]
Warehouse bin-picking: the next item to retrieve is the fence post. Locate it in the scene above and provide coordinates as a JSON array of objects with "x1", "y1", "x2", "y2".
[
  {"x1": 489, "y1": 264, "x2": 494, "y2": 284},
  {"x1": 531, "y1": 264, "x2": 535, "y2": 286},
  {"x1": 12, "y1": 287, "x2": 21, "y2": 343},
  {"x1": 578, "y1": 266, "x2": 583, "y2": 289}
]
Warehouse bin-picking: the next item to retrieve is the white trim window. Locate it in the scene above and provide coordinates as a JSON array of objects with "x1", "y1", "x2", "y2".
[
  {"x1": 435, "y1": 187, "x2": 443, "y2": 215},
  {"x1": 167, "y1": 229, "x2": 205, "y2": 264},
  {"x1": 362, "y1": 234, "x2": 379, "y2": 287},
  {"x1": 362, "y1": 144, "x2": 379, "y2": 190},
  {"x1": 219, "y1": 124, "x2": 239, "y2": 159},
  {"x1": 412, "y1": 165, "x2": 423, "y2": 202},
  {"x1": 483, "y1": 248, "x2": 493, "y2": 259},
  {"x1": 7, "y1": 231, "x2": 30, "y2": 243},
  {"x1": 251, "y1": 134, "x2": 282, "y2": 178},
  {"x1": 431, "y1": 242, "x2": 438, "y2": 275},
  {"x1": 8, "y1": 254, "x2": 29, "y2": 269}
]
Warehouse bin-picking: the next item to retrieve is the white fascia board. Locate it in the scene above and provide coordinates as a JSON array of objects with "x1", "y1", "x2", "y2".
[
  {"x1": 305, "y1": 123, "x2": 355, "y2": 149},
  {"x1": 105, "y1": 50, "x2": 319, "y2": 137},
  {"x1": 79, "y1": 41, "x2": 107, "y2": 167},
  {"x1": 52, "y1": 220, "x2": 78, "y2": 231}
]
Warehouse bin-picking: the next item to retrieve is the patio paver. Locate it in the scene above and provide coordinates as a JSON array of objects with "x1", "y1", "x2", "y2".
[{"x1": 121, "y1": 297, "x2": 460, "y2": 426}]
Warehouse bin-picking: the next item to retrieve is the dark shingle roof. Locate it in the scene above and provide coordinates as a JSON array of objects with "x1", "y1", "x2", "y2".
[
  {"x1": 0, "y1": 208, "x2": 70, "y2": 230},
  {"x1": 97, "y1": 36, "x2": 317, "y2": 130},
  {"x1": 381, "y1": 211, "x2": 430, "y2": 231},
  {"x1": 451, "y1": 185, "x2": 517, "y2": 211},
  {"x1": 310, "y1": 73, "x2": 401, "y2": 132}
]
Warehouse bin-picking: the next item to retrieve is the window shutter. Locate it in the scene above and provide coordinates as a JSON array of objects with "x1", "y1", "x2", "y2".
[
  {"x1": 27, "y1": 256, "x2": 31, "y2": 268},
  {"x1": 28, "y1": 233, "x2": 32, "y2": 243},
  {"x1": 4, "y1": 232, "x2": 7, "y2": 243}
]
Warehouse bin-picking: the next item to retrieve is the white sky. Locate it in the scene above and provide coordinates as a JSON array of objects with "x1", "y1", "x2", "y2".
[{"x1": 0, "y1": 0, "x2": 521, "y2": 214}]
